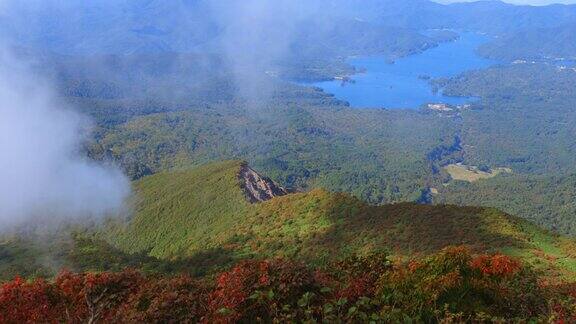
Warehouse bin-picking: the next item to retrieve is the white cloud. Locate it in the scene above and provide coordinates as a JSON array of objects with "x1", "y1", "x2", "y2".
[{"x1": 0, "y1": 48, "x2": 130, "y2": 230}]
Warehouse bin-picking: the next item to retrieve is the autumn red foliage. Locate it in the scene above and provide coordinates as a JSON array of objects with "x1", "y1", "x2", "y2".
[
  {"x1": 206, "y1": 259, "x2": 318, "y2": 322},
  {"x1": 0, "y1": 247, "x2": 574, "y2": 323},
  {"x1": 470, "y1": 253, "x2": 521, "y2": 277},
  {"x1": 0, "y1": 276, "x2": 62, "y2": 323}
]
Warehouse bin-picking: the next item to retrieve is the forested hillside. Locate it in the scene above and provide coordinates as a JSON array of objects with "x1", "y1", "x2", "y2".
[
  {"x1": 479, "y1": 24, "x2": 576, "y2": 61},
  {"x1": 328, "y1": 0, "x2": 576, "y2": 34},
  {"x1": 431, "y1": 64, "x2": 576, "y2": 236},
  {"x1": 37, "y1": 52, "x2": 575, "y2": 239},
  {"x1": 4, "y1": 1, "x2": 574, "y2": 240},
  {"x1": 85, "y1": 80, "x2": 458, "y2": 204},
  {"x1": 436, "y1": 174, "x2": 576, "y2": 236}
]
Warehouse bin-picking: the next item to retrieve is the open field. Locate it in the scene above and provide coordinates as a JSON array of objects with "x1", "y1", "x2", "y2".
[{"x1": 444, "y1": 163, "x2": 512, "y2": 182}]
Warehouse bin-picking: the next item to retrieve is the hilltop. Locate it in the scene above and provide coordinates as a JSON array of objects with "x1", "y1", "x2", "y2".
[{"x1": 106, "y1": 161, "x2": 576, "y2": 279}]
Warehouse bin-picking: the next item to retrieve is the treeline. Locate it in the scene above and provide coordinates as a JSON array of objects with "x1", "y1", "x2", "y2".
[{"x1": 1, "y1": 247, "x2": 575, "y2": 323}]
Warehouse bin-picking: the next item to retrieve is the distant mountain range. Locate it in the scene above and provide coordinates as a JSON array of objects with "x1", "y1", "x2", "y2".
[
  {"x1": 2, "y1": 0, "x2": 576, "y2": 55},
  {"x1": 344, "y1": 0, "x2": 576, "y2": 33}
]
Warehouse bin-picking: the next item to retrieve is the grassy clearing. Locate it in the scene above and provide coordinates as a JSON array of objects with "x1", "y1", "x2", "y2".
[{"x1": 444, "y1": 163, "x2": 512, "y2": 182}]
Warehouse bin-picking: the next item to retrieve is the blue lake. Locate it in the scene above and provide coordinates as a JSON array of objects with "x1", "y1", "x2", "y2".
[{"x1": 308, "y1": 33, "x2": 497, "y2": 109}]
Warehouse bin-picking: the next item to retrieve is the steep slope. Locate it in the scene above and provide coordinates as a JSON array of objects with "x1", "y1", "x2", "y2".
[
  {"x1": 108, "y1": 161, "x2": 576, "y2": 279},
  {"x1": 107, "y1": 160, "x2": 251, "y2": 258}
]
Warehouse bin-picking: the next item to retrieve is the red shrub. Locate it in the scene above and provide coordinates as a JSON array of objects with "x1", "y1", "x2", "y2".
[
  {"x1": 0, "y1": 276, "x2": 64, "y2": 323},
  {"x1": 54, "y1": 269, "x2": 144, "y2": 323},
  {"x1": 206, "y1": 259, "x2": 317, "y2": 322}
]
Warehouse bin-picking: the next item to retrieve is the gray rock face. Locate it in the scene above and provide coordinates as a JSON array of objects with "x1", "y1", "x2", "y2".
[{"x1": 239, "y1": 164, "x2": 287, "y2": 203}]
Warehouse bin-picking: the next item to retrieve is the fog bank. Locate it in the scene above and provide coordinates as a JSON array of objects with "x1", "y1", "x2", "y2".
[{"x1": 0, "y1": 49, "x2": 130, "y2": 230}]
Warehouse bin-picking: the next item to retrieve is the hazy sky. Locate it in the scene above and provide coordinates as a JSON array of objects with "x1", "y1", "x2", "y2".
[{"x1": 437, "y1": 0, "x2": 576, "y2": 4}]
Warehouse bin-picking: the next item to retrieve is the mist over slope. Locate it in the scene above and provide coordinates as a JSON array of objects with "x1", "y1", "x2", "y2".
[{"x1": 0, "y1": 49, "x2": 130, "y2": 230}]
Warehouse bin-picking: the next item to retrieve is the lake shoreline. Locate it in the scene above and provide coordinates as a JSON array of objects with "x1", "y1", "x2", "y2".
[{"x1": 302, "y1": 32, "x2": 497, "y2": 110}]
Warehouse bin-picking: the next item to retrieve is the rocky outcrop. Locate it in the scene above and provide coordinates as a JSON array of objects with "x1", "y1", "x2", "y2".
[{"x1": 239, "y1": 164, "x2": 287, "y2": 203}]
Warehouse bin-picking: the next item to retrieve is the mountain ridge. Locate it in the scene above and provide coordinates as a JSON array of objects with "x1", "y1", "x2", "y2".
[{"x1": 106, "y1": 160, "x2": 576, "y2": 279}]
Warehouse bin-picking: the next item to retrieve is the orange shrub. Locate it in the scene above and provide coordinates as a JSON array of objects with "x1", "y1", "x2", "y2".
[{"x1": 470, "y1": 254, "x2": 521, "y2": 277}]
